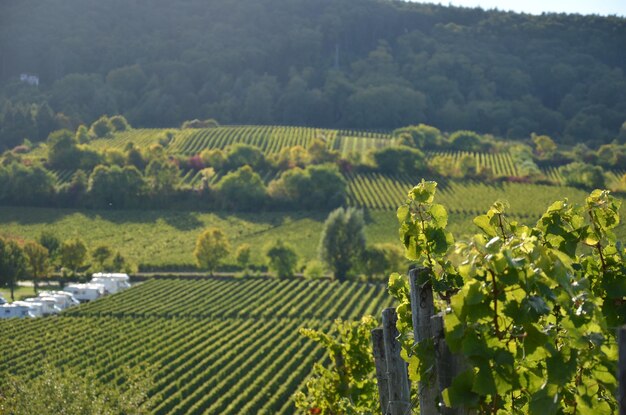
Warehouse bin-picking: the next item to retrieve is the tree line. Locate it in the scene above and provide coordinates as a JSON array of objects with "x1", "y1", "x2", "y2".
[
  {"x1": 2, "y1": 120, "x2": 625, "y2": 213},
  {"x1": 1, "y1": 0, "x2": 626, "y2": 151}
]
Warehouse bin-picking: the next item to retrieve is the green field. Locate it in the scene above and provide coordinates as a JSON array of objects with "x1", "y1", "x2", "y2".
[
  {"x1": 0, "y1": 277, "x2": 392, "y2": 415},
  {"x1": 1, "y1": 180, "x2": 624, "y2": 270}
]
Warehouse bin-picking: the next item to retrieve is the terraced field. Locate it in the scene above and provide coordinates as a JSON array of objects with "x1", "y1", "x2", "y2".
[{"x1": 0, "y1": 277, "x2": 392, "y2": 415}]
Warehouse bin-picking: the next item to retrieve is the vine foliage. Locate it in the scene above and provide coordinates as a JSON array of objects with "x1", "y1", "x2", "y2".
[
  {"x1": 294, "y1": 316, "x2": 380, "y2": 415},
  {"x1": 389, "y1": 179, "x2": 625, "y2": 414}
]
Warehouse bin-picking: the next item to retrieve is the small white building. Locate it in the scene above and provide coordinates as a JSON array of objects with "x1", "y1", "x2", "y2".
[
  {"x1": 0, "y1": 304, "x2": 35, "y2": 319},
  {"x1": 91, "y1": 273, "x2": 131, "y2": 294},
  {"x1": 19, "y1": 73, "x2": 39, "y2": 86}
]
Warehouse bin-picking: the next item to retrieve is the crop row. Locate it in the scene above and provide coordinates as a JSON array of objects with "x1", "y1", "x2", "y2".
[
  {"x1": 345, "y1": 173, "x2": 604, "y2": 217},
  {"x1": 0, "y1": 277, "x2": 389, "y2": 414},
  {"x1": 427, "y1": 151, "x2": 520, "y2": 177},
  {"x1": 66, "y1": 277, "x2": 392, "y2": 320},
  {"x1": 0, "y1": 315, "x2": 327, "y2": 415},
  {"x1": 169, "y1": 126, "x2": 335, "y2": 155},
  {"x1": 89, "y1": 129, "x2": 172, "y2": 151}
]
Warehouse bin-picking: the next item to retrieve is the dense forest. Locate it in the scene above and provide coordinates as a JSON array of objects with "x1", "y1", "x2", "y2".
[{"x1": 1, "y1": 0, "x2": 626, "y2": 150}]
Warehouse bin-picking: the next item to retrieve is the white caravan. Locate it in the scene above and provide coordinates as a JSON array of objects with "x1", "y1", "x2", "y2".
[
  {"x1": 38, "y1": 291, "x2": 80, "y2": 310},
  {"x1": 12, "y1": 301, "x2": 44, "y2": 317},
  {"x1": 24, "y1": 297, "x2": 62, "y2": 315},
  {"x1": 91, "y1": 273, "x2": 131, "y2": 294},
  {"x1": 64, "y1": 283, "x2": 106, "y2": 302},
  {"x1": 0, "y1": 304, "x2": 35, "y2": 319}
]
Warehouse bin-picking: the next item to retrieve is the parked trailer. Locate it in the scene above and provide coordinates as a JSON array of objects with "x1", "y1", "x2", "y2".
[
  {"x1": 12, "y1": 301, "x2": 44, "y2": 317},
  {"x1": 91, "y1": 273, "x2": 131, "y2": 294},
  {"x1": 63, "y1": 283, "x2": 106, "y2": 302},
  {"x1": 0, "y1": 296, "x2": 6, "y2": 305},
  {"x1": 37, "y1": 292, "x2": 79, "y2": 310},
  {"x1": 0, "y1": 304, "x2": 35, "y2": 319},
  {"x1": 24, "y1": 297, "x2": 62, "y2": 315}
]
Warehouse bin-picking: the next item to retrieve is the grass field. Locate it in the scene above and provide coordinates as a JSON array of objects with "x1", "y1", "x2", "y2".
[
  {"x1": 0, "y1": 277, "x2": 393, "y2": 415},
  {"x1": 0, "y1": 207, "x2": 400, "y2": 269},
  {"x1": 3, "y1": 181, "x2": 623, "y2": 270}
]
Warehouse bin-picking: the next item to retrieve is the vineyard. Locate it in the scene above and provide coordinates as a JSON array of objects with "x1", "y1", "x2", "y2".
[
  {"x1": 345, "y1": 173, "x2": 626, "y2": 216},
  {"x1": 0, "y1": 277, "x2": 392, "y2": 415}
]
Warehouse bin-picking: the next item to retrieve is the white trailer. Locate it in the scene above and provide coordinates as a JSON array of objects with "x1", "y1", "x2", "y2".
[
  {"x1": 64, "y1": 283, "x2": 106, "y2": 302},
  {"x1": 0, "y1": 295, "x2": 6, "y2": 305},
  {"x1": 24, "y1": 297, "x2": 61, "y2": 315},
  {"x1": 91, "y1": 273, "x2": 131, "y2": 294},
  {"x1": 13, "y1": 301, "x2": 44, "y2": 317},
  {"x1": 38, "y1": 292, "x2": 80, "y2": 310},
  {"x1": 0, "y1": 304, "x2": 35, "y2": 319}
]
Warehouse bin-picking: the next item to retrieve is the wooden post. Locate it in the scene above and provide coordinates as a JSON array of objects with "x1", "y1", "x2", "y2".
[
  {"x1": 619, "y1": 326, "x2": 626, "y2": 415},
  {"x1": 432, "y1": 313, "x2": 463, "y2": 415},
  {"x1": 372, "y1": 328, "x2": 390, "y2": 414},
  {"x1": 382, "y1": 307, "x2": 411, "y2": 415},
  {"x1": 409, "y1": 267, "x2": 438, "y2": 415}
]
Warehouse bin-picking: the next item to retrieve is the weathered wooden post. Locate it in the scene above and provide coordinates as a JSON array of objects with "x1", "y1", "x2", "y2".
[
  {"x1": 382, "y1": 307, "x2": 411, "y2": 415},
  {"x1": 372, "y1": 328, "x2": 390, "y2": 414},
  {"x1": 619, "y1": 326, "x2": 626, "y2": 415},
  {"x1": 409, "y1": 267, "x2": 438, "y2": 415}
]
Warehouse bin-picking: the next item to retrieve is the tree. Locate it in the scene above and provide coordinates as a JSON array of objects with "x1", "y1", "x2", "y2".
[
  {"x1": 23, "y1": 241, "x2": 49, "y2": 294},
  {"x1": 265, "y1": 240, "x2": 298, "y2": 278},
  {"x1": 532, "y1": 133, "x2": 557, "y2": 160},
  {"x1": 268, "y1": 164, "x2": 346, "y2": 210},
  {"x1": 47, "y1": 129, "x2": 80, "y2": 168},
  {"x1": 90, "y1": 115, "x2": 113, "y2": 138},
  {"x1": 559, "y1": 162, "x2": 606, "y2": 189},
  {"x1": 235, "y1": 244, "x2": 251, "y2": 272},
  {"x1": 194, "y1": 227, "x2": 230, "y2": 275},
  {"x1": 215, "y1": 165, "x2": 267, "y2": 211},
  {"x1": 92, "y1": 245, "x2": 112, "y2": 270},
  {"x1": 0, "y1": 238, "x2": 27, "y2": 301},
  {"x1": 38, "y1": 231, "x2": 60, "y2": 261},
  {"x1": 109, "y1": 115, "x2": 131, "y2": 131},
  {"x1": 369, "y1": 146, "x2": 426, "y2": 176},
  {"x1": 59, "y1": 239, "x2": 88, "y2": 276},
  {"x1": 225, "y1": 144, "x2": 266, "y2": 171},
  {"x1": 318, "y1": 207, "x2": 366, "y2": 281},
  {"x1": 361, "y1": 243, "x2": 405, "y2": 281},
  {"x1": 145, "y1": 158, "x2": 180, "y2": 198},
  {"x1": 75, "y1": 125, "x2": 91, "y2": 143}
]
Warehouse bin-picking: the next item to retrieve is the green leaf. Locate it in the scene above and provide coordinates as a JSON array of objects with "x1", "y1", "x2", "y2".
[
  {"x1": 472, "y1": 361, "x2": 496, "y2": 396},
  {"x1": 522, "y1": 323, "x2": 549, "y2": 357},
  {"x1": 397, "y1": 205, "x2": 410, "y2": 222},
  {"x1": 473, "y1": 215, "x2": 497, "y2": 237},
  {"x1": 409, "y1": 180, "x2": 437, "y2": 203},
  {"x1": 442, "y1": 370, "x2": 479, "y2": 408},
  {"x1": 546, "y1": 350, "x2": 577, "y2": 384},
  {"x1": 429, "y1": 204, "x2": 448, "y2": 228},
  {"x1": 529, "y1": 385, "x2": 559, "y2": 415}
]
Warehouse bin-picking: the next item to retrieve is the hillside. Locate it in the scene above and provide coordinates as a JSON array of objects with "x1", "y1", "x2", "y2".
[
  {"x1": 0, "y1": 277, "x2": 393, "y2": 414},
  {"x1": 1, "y1": 0, "x2": 626, "y2": 149}
]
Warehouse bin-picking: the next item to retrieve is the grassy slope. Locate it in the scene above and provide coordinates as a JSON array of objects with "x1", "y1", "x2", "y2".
[
  {"x1": 3, "y1": 195, "x2": 622, "y2": 270},
  {"x1": 0, "y1": 207, "x2": 400, "y2": 268}
]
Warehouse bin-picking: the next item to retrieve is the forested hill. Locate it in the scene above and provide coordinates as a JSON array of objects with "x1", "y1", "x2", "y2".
[{"x1": 1, "y1": 0, "x2": 626, "y2": 149}]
